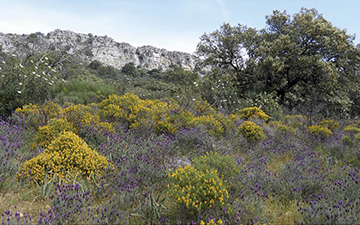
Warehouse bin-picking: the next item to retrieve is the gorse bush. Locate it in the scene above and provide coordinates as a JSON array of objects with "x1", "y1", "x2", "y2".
[
  {"x1": 14, "y1": 102, "x2": 63, "y2": 129},
  {"x1": 238, "y1": 121, "x2": 265, "y2": 143},
  {"x1": 318, "y1": 119, "x2": 339, "y2": 131},
  {"x1": 34, "y1": 118, "x2": 76, "y2": 150},
  {"x1": 237, "y1": 107, "x2": 269, "y2": 121},
  {"x1": 192, "y1": 151, "x2": 240, "y2": 184},
  {"x1": 269, "y1": 121, "x2": 296, "y2": 135},
  {"x1": 17, "y1": 131, "x2": 110, "y2": 184},
  {"x1": 167, "y1": 165, "x2": 229, "y2": 215},
  {"x1": 63, "y1": 103, "x2": 100, "y2": 130},
  {"x1": 307, "y1": 125, "x2": 333, "y2": 139}
]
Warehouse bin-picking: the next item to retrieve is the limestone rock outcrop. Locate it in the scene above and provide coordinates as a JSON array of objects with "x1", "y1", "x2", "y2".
[{"x1": 0, "y1": 29, "x2": 198, "y2": 71}]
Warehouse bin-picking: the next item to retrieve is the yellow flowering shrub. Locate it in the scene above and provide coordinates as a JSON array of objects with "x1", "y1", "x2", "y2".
[
  {"x1": 99, "y1": 93, "x2": 172, "y2": 130},
  {"x1": 342, "y1": 135, "x2": 352, "y2": 145},
  {"x1": 41, "y1": 102, "x2": 63, "y2": 121},
  {"x1": 200, "y1": 219, "x2": 223, "y2": 225},
  {"x1": 355, "y1": 133, "x2": 360, "y2": 141},
  {"x1": 156, "y1": 110, "x2": 195, "y2": 134},
  {"x1": 17, "y1": 131, "x2": 110, "y2": 184},
  {"x1": 307, "y1": 125, "x2": 333, "y2": 139},
  {"x1": 284, "y1": 114, "x2": 307, "y2": 129},
  {"x1": 64, "y1": 104, "x2": 100, "y2": 130},
  {"x1": 193, "y1": 152, "x2": 240, "y2": 185},
  {"x1": 189, "y1": 115, "x2": 225, "y2": 137},
  {"x1": 34, "y1": 118, "x2": 76, "y2": 150},
  {"x1": 167, "y1": 165, "x2": 229, "y2": 214},
  {"x1": 237, "y1": 107, "x2": 269, "y2": 121},
  {"x1": 318, "y1": 119, "x2": 339, "y2": 131},
  {"x1": 238, "y1": 121, "x2": 265, "y2": 143},
  {"x1": 344, "y1": 125, "x2": 360, "y2": 134},
  {"x1": 95, "y1": 122, "x2": 116, "y2": 133},
  {"x1": 194, "y1": 100, "x2": 216, "y2": 116},
  {"x1": 269, "y1": 121, "x2": 296, "y2": 135},
  {"x1": 15, "y1": 103, "x2": 44, "y2": 128},
  {"x1": 15, "y1": 102, "x2": 63, "y2": 129}
]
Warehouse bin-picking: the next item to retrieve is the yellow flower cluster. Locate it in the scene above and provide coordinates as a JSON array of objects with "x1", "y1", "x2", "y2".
[
  {"x1": 193, "y1": 151, "x2": 240, "y2": 183},
  {"x1": 342, "y1": 122, "x2": 360, "y2": 145},
  {"x1": 344, "y1": 124, "x2": 360, "y2": 133},
  {"x1": 63, "y1": 104, "x2": 100, "y2": 130},
  {"x1": 34, "y1": 118, "x2": 76, "y2": 150},
  {"x1": 237, "y1": 107, "x2": 269, "y2": 121},
  {"x1": 307, "y1": 125, "x2": 333, "y2": 139},
  {"x1": 99, "y1": 93, "x2": 232, "y2": 136},
  {"x1": 17, "y1": 131, "x2": 110, "y2": 184},
  {"x1": 15, "y1": 102, "x2": 64, "y2": 129},
  {"x1": 200, "y1": 219, "x2": 223, "y2": 225},
  {"x1": 190, "y1": 115, "x2": 225, "y2": 137},
  {"x1": 269, "y1": 121, "x2": 296, "y2": 135},
  {"x1": 99, "y1": 93, "x2": 171, "y2": 130},
  {"x1": 168, "y1": 165, "x2": 229, "y2": 214},
  {"x1": 238, "y1": 121, "x2": 265, "y2": 143},
  {"x1": 318, "y1": 119, "x2": 339, "y2": 131}
]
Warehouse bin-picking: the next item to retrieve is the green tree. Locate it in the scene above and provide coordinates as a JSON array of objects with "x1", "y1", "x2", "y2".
[
  {"x1": 196, "y1": 8, "x2": 360, "y2": 117},
  {"x1": 0, "y1": 53, "x2": 63, "y2": 116}
]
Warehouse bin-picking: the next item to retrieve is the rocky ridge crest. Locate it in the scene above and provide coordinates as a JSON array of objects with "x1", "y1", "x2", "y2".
[{"x1": 0, "y1": 29, "x2": 198, "y2": 71}]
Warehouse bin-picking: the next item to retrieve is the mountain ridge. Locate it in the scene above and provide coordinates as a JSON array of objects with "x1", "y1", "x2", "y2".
[{"x1": 0, "y1": 29, "x2": 198, "y2": 71}]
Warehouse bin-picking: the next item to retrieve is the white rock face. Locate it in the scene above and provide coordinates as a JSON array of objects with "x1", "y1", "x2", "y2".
[{"x1": 0, "y1": 29, "x2": 198, "y2": 71}]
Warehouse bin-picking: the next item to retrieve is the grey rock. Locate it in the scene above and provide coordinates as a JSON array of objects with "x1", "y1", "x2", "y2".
[
  {"x1": 0, "y1": 29, "x2": 198, "y2": 71},
  {"x1": 171, "y1": 157, "x2": 192, "y2": 169}
]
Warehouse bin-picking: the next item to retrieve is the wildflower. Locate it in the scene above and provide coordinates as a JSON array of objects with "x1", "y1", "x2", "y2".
[
  {"x1": 2, "y1": 61, "x2": 5, "y2": 64},
  {"x1": 17, "y1": 90, "x2": 21, "y2": 94},
  {"x1": 19, "y1": 63, "x2": 23, "y2": 68},
  {"x1": 11, "y1": 54, "x2": 16, "y2": 57}
]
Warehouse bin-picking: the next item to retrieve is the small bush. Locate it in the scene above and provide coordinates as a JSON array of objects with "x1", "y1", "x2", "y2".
[
  {"x1": 318, "y1": 119, "x2": 339, "y2": 131},
  {"x1": 34, "y1": 118, "x2": 76, "y2": 149},
  {"x1": 192, "y1": 151, "x2": 240, "y2": 185},
  {"x1": 238, "y1": 121, "x2": 265, "y2": 143},
  {"x1": 17, "y1": 131, "x2": 110, "y2": 184},
  {"x1": 269, "y1": 121, "x2": 296, "y2": 135},
  {"x1": 307, "y1": 125, "x2": 332, "y2": 139},
  {"x1": 237, "y1": 107, "x2": 269, "y2": 121},
  {"x1": 284, "y1": 114, "x2": 308, "y2": 129},
  {"x1": 167, "y1": 165, "x2": 229, "y2": 214}
]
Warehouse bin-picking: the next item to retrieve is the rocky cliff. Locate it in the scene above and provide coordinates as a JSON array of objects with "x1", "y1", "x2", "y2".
[{"x1": 0, "y1": 29, "x2": 198, "y2": 71}]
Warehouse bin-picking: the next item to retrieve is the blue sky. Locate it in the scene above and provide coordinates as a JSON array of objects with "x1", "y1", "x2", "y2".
[{"x1": 0, "y1": 0, "x2": 359, "y2": 54}]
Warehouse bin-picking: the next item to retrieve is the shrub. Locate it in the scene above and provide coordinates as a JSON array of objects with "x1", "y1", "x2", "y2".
[
  {"x1": 167, "y1": 165, "x2": 229, "y2": 214},
  {"x1": 63, "y1": 104, "x2": 100, "y2": 130},
  {"x1": 238, "y1": 121, "x2": 265, "y2": 143},
  {"x1": 237, "y1": 107, "x2": 269, "y2": 121},
  {"x1": 192, "y1": 151, "x2": 240, "y2": 185},
  {"x1": 307, "y1": 125, "x2": 333, "y2": 139},
  {"x1": 344, "y1": 125, "x2": 360, "y2": 134},
  {"x1": 14, "y1": 102, "x2": 63, "y2": 129},
  {"x1": 269, "y1": 121, "x2": 296, "y2": 135},
  {"x1": 189, "y1": 115, "x2": 225, "y2": 137},
  {"x1": 342, "y1": 135, "x2": 352, "y2": 145},
  {"x1": 34, "y1": 118, "x2": 76, "y2": 149},
  {"x1": 318, "y1": 119, "x2": 339, "y2": 131},
  {"x1": 17, "y1": 131, "x2": 110, "y2": 184},
  {"x1": 284, "y1": 114, "x2": 308, "y2": 129}
]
